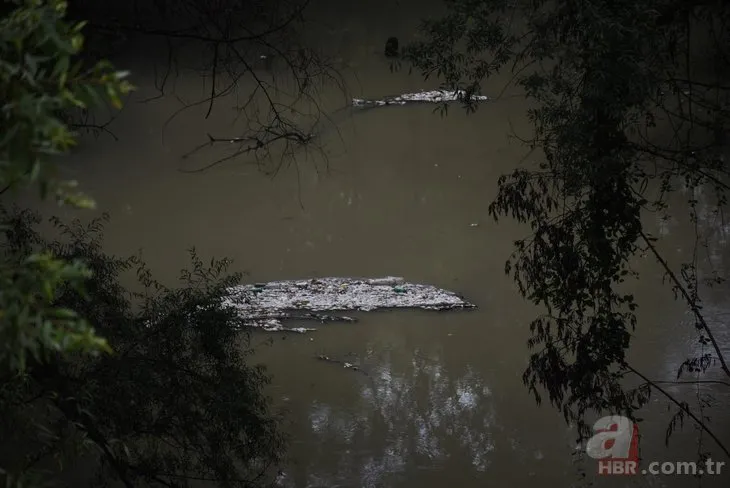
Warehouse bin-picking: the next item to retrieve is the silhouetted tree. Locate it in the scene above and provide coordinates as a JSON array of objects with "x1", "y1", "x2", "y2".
[
  {"x1": 67, "y1": 0, "x2": 345, "y2": 173},
  {"x1": 405, "y1": 0, "x2": 729, "y2": 459},
  {"x1": 1, "y1": 2, "x2": 285, "y2": 486}
]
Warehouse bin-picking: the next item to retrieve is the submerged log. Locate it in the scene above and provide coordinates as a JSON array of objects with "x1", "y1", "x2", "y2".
[
  {"x1": 221, "y1": 276, "x2": 474, "y2": 333},
  {"x1": 351, "y1": 89, "x2": 489, "y2": 108}
]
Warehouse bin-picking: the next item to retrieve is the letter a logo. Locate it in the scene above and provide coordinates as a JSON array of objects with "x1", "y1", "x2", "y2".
[{"x1": 586, "y1": 416, "x2": 639, "y2": 462}]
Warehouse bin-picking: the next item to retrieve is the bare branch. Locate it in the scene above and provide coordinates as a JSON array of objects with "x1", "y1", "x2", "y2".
[{"x1": 626, "y1": 363, "x2": 730, "y2": 458}]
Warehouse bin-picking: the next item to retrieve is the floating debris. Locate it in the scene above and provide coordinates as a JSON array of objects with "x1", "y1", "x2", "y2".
[
  {"x1": 244, "y1": 312, "x2": 357, "y2": 333},
  {"x1": 352, "y1": 89, "x2": 489, "y2": 108},
  {"x1": 316, "y1": 354, "x2": 368, "y2": 375},
  {"x1": 222, "y1": 276, "x2": 474, "y2": 332}
]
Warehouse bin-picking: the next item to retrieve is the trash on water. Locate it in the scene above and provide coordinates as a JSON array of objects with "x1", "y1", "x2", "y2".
[
  {"x1": 352, "y1": 89, "x2": 489, "y2": 108},
  {"x1": 317, "y1": 354, "x2": 368, "y2": 374},
  {"x1": 221, "y1": 276, "x2": 475, "y2": 333}
]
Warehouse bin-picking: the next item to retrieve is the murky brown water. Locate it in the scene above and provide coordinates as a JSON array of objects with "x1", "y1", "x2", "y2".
[{"x1": 16, "y1": 1, "x2": 730, "y2": 486}]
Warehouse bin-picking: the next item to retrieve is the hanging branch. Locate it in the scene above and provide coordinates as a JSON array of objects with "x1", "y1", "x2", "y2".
[{"x1": 71, "y1": 0, "x2": 345, "y2": 171}]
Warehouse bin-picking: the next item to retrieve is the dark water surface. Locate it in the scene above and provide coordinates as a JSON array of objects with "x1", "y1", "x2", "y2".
[{"x1": 23, "y1": 1, "x2": 730, "y2": 486}]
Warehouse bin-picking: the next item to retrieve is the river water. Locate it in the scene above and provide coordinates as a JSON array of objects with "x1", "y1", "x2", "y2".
[{"x1": 22, "y1": 0, "x2": 730, "y2": 486}]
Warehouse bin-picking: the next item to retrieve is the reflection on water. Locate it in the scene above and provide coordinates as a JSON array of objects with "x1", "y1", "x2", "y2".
[
  {"x1": 14, "y1": 0, "x2": 729, "y2": 485},
  {"x1": 269, "y1": 311, "x2": 729, "y2": 488},
  {"x1": 257, "y1": 312, "x2": 583, "y2": 488},
  {"x1": 302, "y1": 352, "x2": 496, "y2": 481},
  {"x1": 647, "y1": 183, "x2": 730, "y2": 386}
]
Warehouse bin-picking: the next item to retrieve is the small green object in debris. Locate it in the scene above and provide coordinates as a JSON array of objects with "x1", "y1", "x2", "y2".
[{"x1": 393, "y1": 286, "x2": 406, "y2": 293}]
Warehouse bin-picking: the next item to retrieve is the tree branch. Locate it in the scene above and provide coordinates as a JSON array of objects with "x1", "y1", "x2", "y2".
[
  {"x1": 625, "y1": 363, "x2": 730, "y2": 458},
  {"x1": 639, "y1": 229, "x2": 730, "y2": 379}
]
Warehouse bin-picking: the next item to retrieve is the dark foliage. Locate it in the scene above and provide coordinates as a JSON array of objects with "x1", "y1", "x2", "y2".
[
  {"x1": 384, "y1": 37, "x2": 399, "y2": 58},
  {"x1": 0, "y1": 207, "x2": 285, "y2": 487},
  {"x1": 404, "y1": 0, "x2": 730, "y2": 456}
]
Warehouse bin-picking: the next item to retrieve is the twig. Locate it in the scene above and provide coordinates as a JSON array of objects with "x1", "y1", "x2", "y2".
[
  {"x1": 626, "y1": 363, "x2": 730, "y2": 458},
  {"x1": 639, "y1": 229, "x2": 730, "y2": 379}
]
